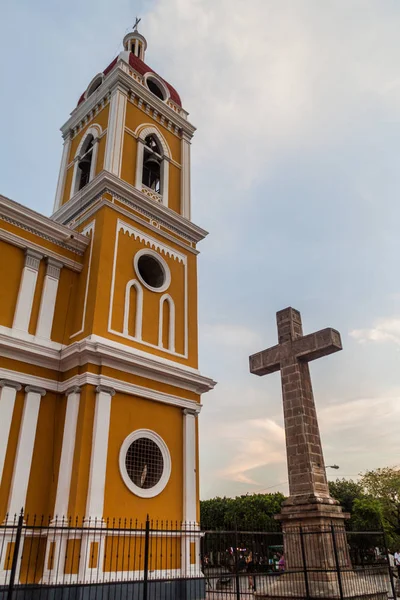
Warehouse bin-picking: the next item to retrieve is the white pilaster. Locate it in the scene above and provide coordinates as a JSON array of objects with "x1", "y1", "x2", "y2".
[
  {"x1": 53, "y1": 133, "x2": 72, "y2": 213},
  {"x1": 0, "y1": 380, "x2": 21, "y2": 483},
  {"x1": 53, "y1": 387, "x2": 81, "y2": 519},
  {"x1": 162, "y1": 158, "x2": 170, "y2": 207},
  {"x1": 182, "y1": 408, "x2": 200, "y2": 576},
  {"x1": 85, "y1": 386, "x2": 115, "y2": 519},
  {"x1": 7, "y1": 386, "x2": 46, "y2": 519},
  {"x1": 134, "y1": 138, "x2": 145, "y2": 191},
  {"x1": 104, "y1": 88, "x2": 127, "y2": 177},
  {"x1": 36, "y1": 259, "x2": 63, "y2": 340},
  {"x1": 12, "y1": 250, "x2": 43, "y2": 333},
  {"x1": 181, "y1": 134, "x2": 191, "y2": 219}
]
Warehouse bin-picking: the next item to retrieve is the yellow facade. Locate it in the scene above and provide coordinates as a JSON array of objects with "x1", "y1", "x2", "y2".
[{"x1": 0, "y1": 30, "x2": 214, "y2": 584}]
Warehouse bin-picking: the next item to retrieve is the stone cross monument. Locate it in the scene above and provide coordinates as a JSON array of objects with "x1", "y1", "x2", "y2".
[{"x1": 249, "y1": 308, "x2": 358, "y2": 597}]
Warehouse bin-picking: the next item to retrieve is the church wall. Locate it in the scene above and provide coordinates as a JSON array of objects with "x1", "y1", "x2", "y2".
[
  {"x1": 0, "y1": 241, "x2": 24, "y2": 328},
  {"x1": 95, "y1": 136, "x2": 106, "y2": 176},
  {"x1": 67, "y1": 385, "x2": 97, "y2": 518},
  {"x1": 103, "y1": 393, "x2": 183, "y2": 522},
  {"x1": 168, "y1": 162, "x2": 181, "y2": 214},
  {"x1": 25, "y1": 392, "x2": 66, "y2": 516},
  {"x1": 0, "y1": 387, "x2": 24, "y2": 522},
  {"x1": 51, "y1": 267, "x2": 79, "y2": 343}
]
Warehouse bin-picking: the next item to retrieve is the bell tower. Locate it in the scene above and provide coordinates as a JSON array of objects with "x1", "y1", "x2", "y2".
[{"x1": 47, "y1": 24, "x2": 215, "y2": 528}]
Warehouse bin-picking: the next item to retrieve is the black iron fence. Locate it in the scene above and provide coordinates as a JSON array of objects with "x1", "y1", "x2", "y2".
[{"x1": 0, "y1": 515, "x2": 397, "y2": 600}]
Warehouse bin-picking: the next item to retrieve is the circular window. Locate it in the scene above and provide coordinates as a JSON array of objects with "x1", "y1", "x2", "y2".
[
  {"x1": 134, "y1": 249, "x2": 171, "y2": 292},
  {"x1": 119, "y1": 430, "x2": 171, "y2": 498}
]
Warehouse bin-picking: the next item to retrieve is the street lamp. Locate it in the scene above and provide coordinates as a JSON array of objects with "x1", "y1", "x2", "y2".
[{"x1": 325, "y1": 465, "x2": 340, "y2": 470}]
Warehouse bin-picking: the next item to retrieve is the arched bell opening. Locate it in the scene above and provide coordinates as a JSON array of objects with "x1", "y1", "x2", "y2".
[
  {"x1": 142, "y1": 135, "x2": 162, "y2": 193},
  {"x1": 77, "y1": 135, "x2": 94, "y2": 191}
]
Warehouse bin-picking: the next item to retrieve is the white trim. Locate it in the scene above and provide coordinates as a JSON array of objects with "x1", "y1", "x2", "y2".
[
  {"x1": 104, "y1": 88, "x2": 127, "y2": 177},
  {"x1": 35, "y1": 259, "x2": 63, "y2": 340},
  {"x1": 12, "y1": 250, "x2": 43, "y2": 333},
  {"x1": 0, "y1": 367, "x2": 204, "y2": 412},
  {"x1": 134, "y1": 248, "x2": 171, "y2": 293},
  {"x1": 7, "y1": 386, "x2": 46, "y2": 517},
  {"x1": 50, "y1": 171, "x2": 209, "y2": 245},
  {"x1": 134, "y1": 139, "x2": 144, "y2": 191},
  {"x1": 53, "y1": 135, "x2": 71, "y2": 213},
  {"x1": 181, "y1": 135, "x2": 191, "y2": 219},
  {"x1": 85, "y1": 386, "x2": 115, "y2": 519},
  {"x1": 158, "y1": 294, "x2": 175, "y2": 352},
  {"x1": 119, "y1": 429, "x2": 171, "y2": 498},
  {"x1": 109, "y1": 220, "x2": 188, "y2": 357},
  {"x1": 123, "y1": 279, "x2": 143, "y2": 339},
  {"x1": 0, "y1": 333, "x2": 216, "y2": 395},
  {"x1": 85, "y1": 73, "x2": 104, "y2": 99},
  {"x1": 70, "y1": 125, "x2": 102, "y2": 199},
  {"x1": 183, "y1": 410, "x2": 197, "y2": 524},
  {"x1": 53, "y1": 387, "x2": 81, "y2": 519},
  {"x1": 70, "y1": 221, "x2": 95, "y2": 339},
  {"x1": 0, "y1": 381, "x2": 21, "y2": 484}
]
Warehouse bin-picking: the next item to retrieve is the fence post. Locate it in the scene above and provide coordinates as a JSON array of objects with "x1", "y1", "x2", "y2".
[
  {"x1": 143, "y1": 516, "x2": 150, "y2": 600},
  {"x1": 234, "y1": 523, "x2": 240, "y2": 600},
  {"x1": 7, "y1": 512, "x2": 24, "y2": 600},
  {"x1": 331, "y1": 524, "x2": 344, "y2": 600},
  {"x1": 299, "y1": 527, "x2": 311, "y2": 600},
  {"x1": 382, "y1": 528, "x2": 396, "y2": 600}
]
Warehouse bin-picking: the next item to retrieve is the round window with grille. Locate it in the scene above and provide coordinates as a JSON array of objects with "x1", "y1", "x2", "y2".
[
  {"x1": 134, "y1": 249, "x2": 171, "y2": 293},
  {"x1": 119, "y1": 430, "x2": 171, "y2": 498}
]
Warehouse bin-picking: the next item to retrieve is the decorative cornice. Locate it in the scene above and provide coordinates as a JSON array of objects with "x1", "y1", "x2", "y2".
[
  {"x1": 0, "y1": 194, "x2": 89, "y2": 256},
  {"x1": 65, "y1": 386, "x2": 81, "y2": 396},
  {"x1": 0, "y1": 328, "x2": 216, "y2": 396},
  {"x1": 62, "y1": 58, "x2": 195, "y2": 140},
  {"x1": 51, "y1": 171, "x2": 208, "y2": 245},
  {"x1": 118, "y1": 220, "x2": 186, "y2": 263},
  {"x1": 46, "y1": 257, "x2": 63, "y2": 279}
]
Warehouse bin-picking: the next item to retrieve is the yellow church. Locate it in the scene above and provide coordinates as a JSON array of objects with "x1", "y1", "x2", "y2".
[{"x1": 0, "y1": 26, "x2": 215, "y2": 588}]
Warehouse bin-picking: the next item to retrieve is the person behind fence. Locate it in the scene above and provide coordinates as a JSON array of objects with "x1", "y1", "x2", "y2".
[
  {"x1": 278, "y1": 552, "x2": 285, "y2": 572},
  {"x1": 394, "y1": 549, "x2": 400, "y2": 578},
  {"x1": 388, "y1": 550, "x2": 397, "y2": 578},
  {"x1": 246, "y1": 552, "x2": 255, "y2": 591}
]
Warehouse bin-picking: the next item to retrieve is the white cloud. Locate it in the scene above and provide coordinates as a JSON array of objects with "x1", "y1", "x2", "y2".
[
  {"x1": 350, "y1": 318, "x2": 400, "y2": 345},
  {"x1": 217, "y1": 418, "x2": 285, "y2": 485}
]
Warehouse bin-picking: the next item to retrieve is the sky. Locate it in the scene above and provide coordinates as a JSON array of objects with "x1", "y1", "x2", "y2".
[{"x1": 1, "y1": 0, "x2": 400, "y2": 500}]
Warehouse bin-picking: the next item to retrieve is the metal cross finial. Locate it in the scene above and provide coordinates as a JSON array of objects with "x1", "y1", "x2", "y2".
[{"x1": 133, "y1": 17, "x2": 141, "y2": 31}]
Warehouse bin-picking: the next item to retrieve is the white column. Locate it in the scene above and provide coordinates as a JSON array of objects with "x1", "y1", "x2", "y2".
[
  {"x1": 181, "y1": 133, "x2": 191, "y2": 219},
  {"x1": 134, "y1": 138, "x2": 145, "y2": 191},
  {"x1": 36, "y1": 259, "x2": 63, "y2": 340},
  {"x1": 53, "y1": 387, "x2": 81, "y2": 519},
  {"x1": 182, "y1": 408, "x2": 200, "y2": 576},
  {"x1": 85, "y1": 386, "x2": 115, "y2": 520},
  {"x1": 0, "y1": 380, "x2": 21, "y2": 483},
  {"x1": 7, "y1": 386, "x2": 46, "y2": 519},
  {"x1": 53, "y1": 132, "x2": 71, "y2": 213},
  {"x1": 161, "y1": 158, "x2": 170, "y2": 207},
  {"x1": 104, "y1": 87, "x2": 127, "y2": 177},
  {"x1": 183, "y1": 409, "x2": 197, "y2": 525},
  {"x1": 13, "y1": 250, "x2": 43, "y2": 333}
]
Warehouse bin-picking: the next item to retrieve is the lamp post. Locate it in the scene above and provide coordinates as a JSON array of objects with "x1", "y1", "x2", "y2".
[{"x1": 326, "y1": 465, "x2": 340, "y2": 470}]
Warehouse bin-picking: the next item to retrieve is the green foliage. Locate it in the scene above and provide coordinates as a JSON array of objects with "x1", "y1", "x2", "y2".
[
  {"x1": 200, "y1": 493, "x2": 285, "y2": 530},
  {"x1": 328, "y1": 479, "x2": 364, "y2": 514}
]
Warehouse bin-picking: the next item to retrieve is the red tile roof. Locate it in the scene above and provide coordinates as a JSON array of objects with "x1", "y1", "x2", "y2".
[{"x1": 77, "y1": 53, "x2": 181, "y2": 107}]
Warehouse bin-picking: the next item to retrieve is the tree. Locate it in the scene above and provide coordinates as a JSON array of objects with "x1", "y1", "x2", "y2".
[
  {"x1": 329, "y1": 479, "x2": 364, "y2": 514},
  {"x1": 360, "y1": 467, "x2": 400, "y2": 543},
  {"x1": 200, "y1": 493, "x2": 285, "y2": 530}
]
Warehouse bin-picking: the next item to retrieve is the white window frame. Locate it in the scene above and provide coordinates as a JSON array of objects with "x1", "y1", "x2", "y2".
[
  {"x1": 133, "y1": 248, "x2": 171, "y2": 293},
  {"x1": 70, "y1": 124, "x2": 102, "y2": 198},
  {"x1": 134, "y1": 125, "x2": 171, "y2": 207},
  {"x1": 144, "y1": 73, "x2": 170, "y2": 103},
  {"x1": 158, "y1": 294, "x2": 175, "y2": 352},
  {"x1": 119, "y1": 429, "x2": 172, "y2": 498}
]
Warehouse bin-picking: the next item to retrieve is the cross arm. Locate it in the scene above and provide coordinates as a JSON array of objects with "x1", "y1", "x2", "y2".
[
  {"x1": 249, "y1": 344, "x2": 282, "y2": 376},
  {"x1": 292, "y1": 328, "x2": 342, "y2": 362}
]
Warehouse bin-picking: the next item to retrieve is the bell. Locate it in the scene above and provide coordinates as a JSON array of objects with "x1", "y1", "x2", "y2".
[
  {"x1": 78, "y1": 154, "x2": 91, "y2": 172},
  {"x1": 144, "y1": 154, "x2": 160, "y2": 168}
]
